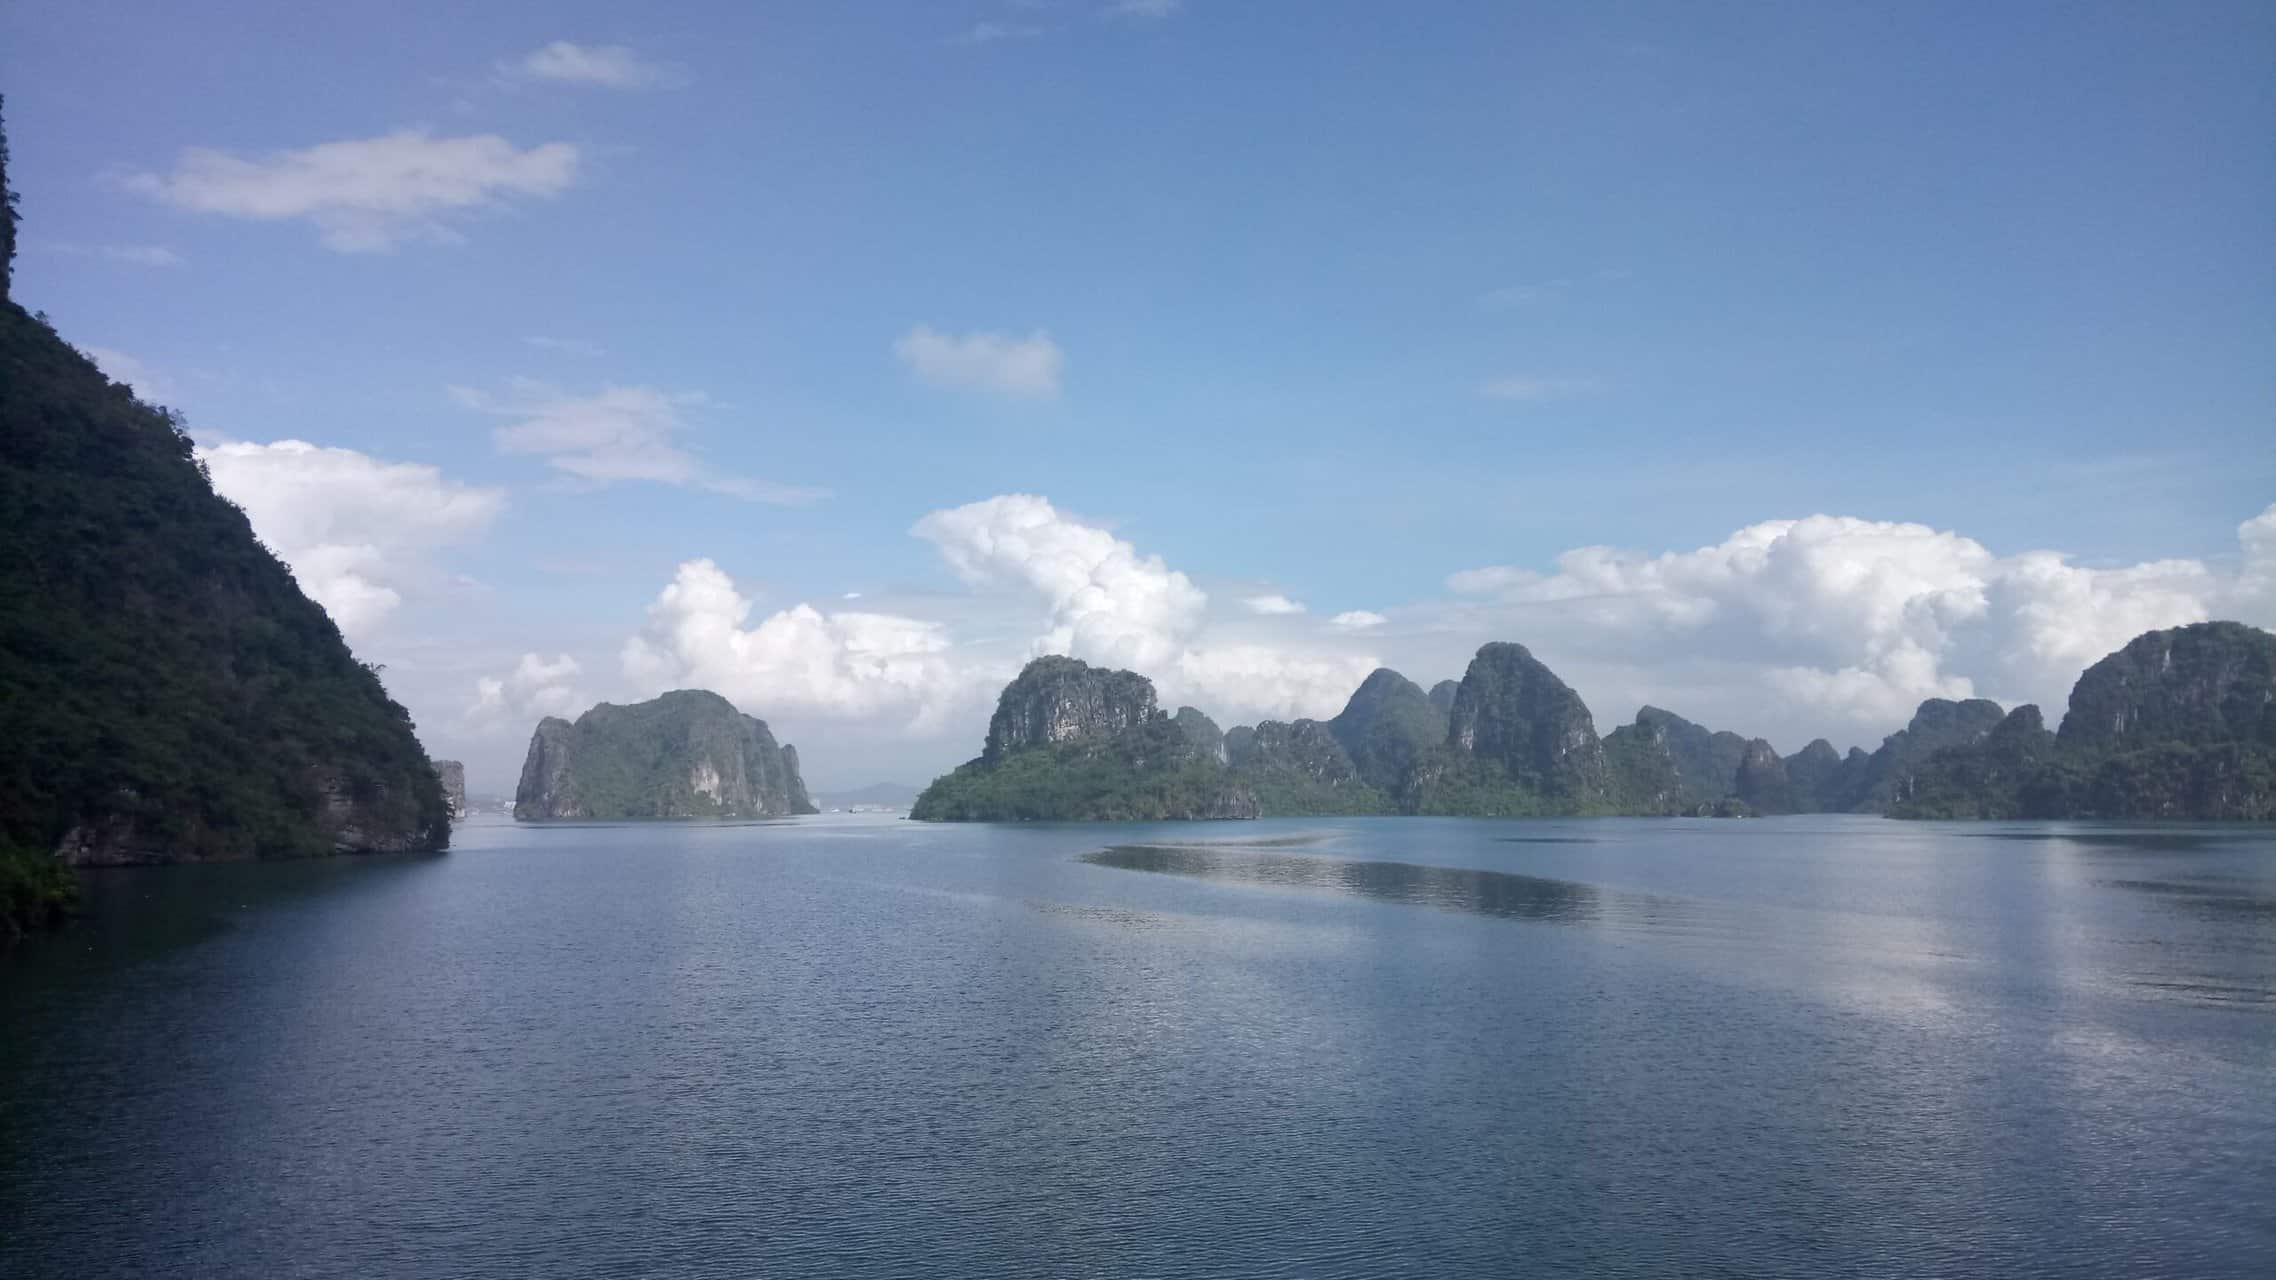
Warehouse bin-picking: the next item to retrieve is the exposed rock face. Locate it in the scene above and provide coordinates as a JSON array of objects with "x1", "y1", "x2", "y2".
[
  {"x1": 514, "y1": 690, "x2": 816, "y2": 820},
  {"x1": 1843, "y1": 697, "x2": 2008, "y2": 813},
  {"x1": 1327, "y1": 668, "x2": 1448, "y2": 791},
  {"x1": 2058, "y1": 621, "x2": 2276, "y2": 752},
  {"x1": 1603, "y1": 706, "x2": 1751, "y2": 812},
  {"x1": 1239, "y1": 720, "x2": 1363, "y2": 785},
  {"x1": 1894, "y1": 623, "x2": 2276, "y2": 820},
  {"x1": 1173, "y1": 706, "x2": 1227, "y2": 763},
  {"x1": 983, "y1": 655, "x2": 1156, "y2": 762},
  {"x1": 1444, "y1": 642, "x2": 1612, "y2": 803},
  {"x1": 1731, "y1": 739, "x2": 1795, "y2": 813},
  {"x1": 435, "y1": 760, "x2": 468, "y2": 820},
  {"x1": 1223, "y1": 724, "x2": 1257, "y2": 766},
  {"x1": 912, "y1": 658, "x2": 1258, "y2": 821}
]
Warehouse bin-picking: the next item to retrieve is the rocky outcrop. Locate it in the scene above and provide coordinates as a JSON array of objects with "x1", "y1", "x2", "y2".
[
  {"x1": 2057, "y1": 621, "x2": 2276, "y2": 752},
  {"x1": 1841, "y1": 697, "x2": 2008, "y2": 813},
  {"x1": 1781, "y1": 739, "x2": 1849, "y2": 811},
  {"x1": 0, "y1": 140, "x2": 448, "y2": 867},
  {"x1": 514, "y1": 690, "x2": 816, "y2": 820},
  {"x1": 1894, "y1": 623, "x2": 2276, "y2": 820},
  {"x1": 913, "y1": 658, "x2": 1258, "y2": 822},
  {"x1": 1732, "y1": 739, "x2": 1795, "y2": 813},
  {"x1": 1173, "y1": 706, "x2": 1227, "y2": 763},
  {"x1": 435, "y1": 760, "x2": 468, "y2": 820},
  {"x1": 1441, "y1": 642, "x2": 1612, "y2": 804},
  {"x1": 1603, "y1": 706, "x2": 1752, "y2": 812},
  {"x1": 1327, "y1": 668, "x2": 1448, "y2": 791},
  {"x1": 983, "y1": 656, "x2": 1156, "y2": 762}
]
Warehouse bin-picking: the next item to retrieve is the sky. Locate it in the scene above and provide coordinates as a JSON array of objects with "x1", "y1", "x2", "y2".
[{"x1": 5, "y1": 0, "x2": 2272, "y2": 794}]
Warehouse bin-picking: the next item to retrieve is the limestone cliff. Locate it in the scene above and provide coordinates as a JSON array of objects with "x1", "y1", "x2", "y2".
[
  {"x1": 513, "y1": 690, "x2": 815, "y2": 820},
  {"x1": 435, "y1": 760, "x2": 468, "y2": 820}
]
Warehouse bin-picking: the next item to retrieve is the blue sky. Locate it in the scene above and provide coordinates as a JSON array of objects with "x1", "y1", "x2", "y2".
[{"x1": 6, "y1": 1, "x2": 2273, "y2": 791}]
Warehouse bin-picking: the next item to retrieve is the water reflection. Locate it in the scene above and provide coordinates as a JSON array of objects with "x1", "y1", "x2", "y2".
[{"x1": 1085, "y1": 844, "x2": 1623, "y2": 926}]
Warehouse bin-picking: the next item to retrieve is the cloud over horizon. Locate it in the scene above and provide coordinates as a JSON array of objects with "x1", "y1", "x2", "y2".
[
  {"x1": 454, "y1": 379, "x2": 827, "y2": 504},
  {"x1": 200, "y1": 439, "x2": 505, "y2": 637}
]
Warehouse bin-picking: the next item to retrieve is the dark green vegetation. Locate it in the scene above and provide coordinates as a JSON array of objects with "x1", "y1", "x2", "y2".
[
  {"x1": 0, "y1": 111, "x2": 448, "y2": 899},
  {"x1": 919, "y1": 623, "x2": 2276, "y2": 823},
  {"x1": 1892, "y1": 623, "x2": 2276, "y2": 820},
  {"x1": 514, "y1": 689, "x2": 816, "y2": 820},
  {"x1": 2, "y1": 841, "x2": 77, "y2": 946}
]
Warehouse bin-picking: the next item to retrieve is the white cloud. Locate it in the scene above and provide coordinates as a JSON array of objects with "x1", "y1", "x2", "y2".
[
  {"x1": 124, "y1": 130, "x2": 579, "y2": 252},
  {"x1": 453, "y1": 379, "x2": 827, "y2": 504},
  {"x1": 1480, "y1": 375, "x2": 1599, "y2": 401},
  {"x1": 915, "y1": 494, "x2": 1204, "y2": 670},
  {"x1": 621, "y1": 560, "x2": 981, "y2": 729},
  {"x1": 469, "y1": 653, "x2": 585, "y2": 723},
  {"x1": 507, "y1": 42, "x2": 686, "y2": 90},
  {"x1": 912, "y1": 493, "x2": 1373, "y2": 722},
  {"x1": 1242, "y1": 593, "x2": 1307, "y2": 616},
  {"x1": 1331, "y1": 610, "x2": 1388, "y2": 630},
  {"x1": 83, "y1": 346, "x2": 174, "y2": 403},
  {"x1": 894, "y1": 326, "x2": 1063, "y2": 397},
  {"x1": 199, "y1": 439, "x2": 504, "y2": 637},
  {"x1": 1444, "y1": 509, "x2": 2276, "y2": 737}
]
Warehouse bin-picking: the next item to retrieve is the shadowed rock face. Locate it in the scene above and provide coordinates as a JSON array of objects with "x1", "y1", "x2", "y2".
[
  {"x1": 435, "y1": 761, "x2": 468, "y2": 820},
  {"x1": 1603, "y1": 706, "x2": 1752, "y2": 811},
  {"x1": 983, "y1": 655, "x2": 1158, "y2": 762},
  {"x1": 514, "y1": 690, "x2": 815, "y2": 820},
  {"x1": 1328, "y1": 669, "x2": 1448, "y2": 791},
  {"x1": 1732, "y1": 739, "x2": 1793, "y2": 813},
  {"x1": 2058, "y1": 622, "x2": 2276, "y2": 752},
  {"x1": 1428, "y1": 681, "x2": 1459, "y2": 715},
  {"x1": 1172, "y1": 706, "x2": 1227, "y2": 763},
  {"x1": 1238, "y1": 720, "x2": 1362, "y2": 785},
  {"x1": 1445, "y1": 642, "x2": 1612, "y2": 803}
]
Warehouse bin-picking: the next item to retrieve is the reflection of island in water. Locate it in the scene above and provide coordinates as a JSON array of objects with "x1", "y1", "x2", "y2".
[{"x1": 1085, "y1": 844, "x2": 1649, "y2": 927}]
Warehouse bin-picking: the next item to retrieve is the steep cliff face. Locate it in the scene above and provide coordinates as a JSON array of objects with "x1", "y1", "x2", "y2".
[
  {"x1": 1781, "y1": 739, "x2": 1848, "y2": 811},
  {"x1": 1230, "y1": 718, "x2": 1389, "y2": 815},
  {"x1": 1731, "y1": 739, "x2": 1795, "y2": 813},
  {"x1": 983, "y1": 656, "x2": 1157, "y2": 762},
  {"x1": 513, "y1": 690, "x2": 816, "y2": 820},
  {"x1": 1172, "y1": 706, "x2": 1227, "y2": 763},
  {"x1": 912, "y1": 657, "x2": 1258, "y2": 821},
  {"x1": 2058, "y1": 622, "x2": 2276, "y2": 752},
  {"x1": 1603, "y1": 706, "x2": 1752, "y2": 812},
  {"x1": 435, "y1": 760, "x2": 468, "y2": 820},
  {"x1": 0, "y1": 249, "x2": 447, "y2": 866},
  {"x1": 1840, "y1": 697, "x2": 2008, "y2": 813},
  {"x1": 1893, "y1": 624, "x2": 2276, "y2": 820},
  {"x1": 1327, "y1": 668, "x2": 1447, "y2": 792},
  {"x1": 1438, "y1": 642, "x2": 1612, "y2": 805}
]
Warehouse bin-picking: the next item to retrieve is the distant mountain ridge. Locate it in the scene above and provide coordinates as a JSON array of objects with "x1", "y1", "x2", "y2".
[
  {"x1": 515, "y1": 690, "x2": 816, "y2": 820},
  {"x1": 911, "y1": 623, "x2": 2276, "y2": 823}
]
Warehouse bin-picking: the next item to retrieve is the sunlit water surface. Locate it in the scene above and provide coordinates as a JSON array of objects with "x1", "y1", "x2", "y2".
[{"x1": 4, "y1": 814, "x2": 2272, "y2": 1278}]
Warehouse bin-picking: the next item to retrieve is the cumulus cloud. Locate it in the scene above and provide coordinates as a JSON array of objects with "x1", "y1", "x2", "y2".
[
  {"x1": 453, "y1": 379, "x2": 827, "y2": 504},
  {"x1": 199, "y1": 439, "x2": 504, "y2": 636},
  {"x1": 1331, "y1": 610, "x2": 1388, "y2": 630},
  {"x1": 124, "y1": 130, "x2": 578, "y2": 251},
  {"x1": 1242, "y1": 593, "x2": 1307, "y2": 616},
  {"x1": 913, "y1": 494, "x2": 1374, "y2": 721},
  {"x1": 507, "y1": 42, "x2": 686, "y2": 89},
  {"x1": 894, "y1": 326, "x2": 1063, "y2": 397},
  {"x1": 621, "y1": 559, "x2": 980, "y2": 729},
  {"x1": 470, "y1": 653, "x2": 586, "y2": 723},
  {"x1": 1445, "y1": 508, "x2": 2276, "y2": 735}
]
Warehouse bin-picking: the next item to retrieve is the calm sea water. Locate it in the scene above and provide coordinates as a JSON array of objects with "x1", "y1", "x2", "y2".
[{"x1": 3, "y1": 815, "x2": 2272, "y2": 1278}]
